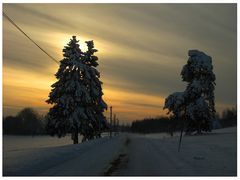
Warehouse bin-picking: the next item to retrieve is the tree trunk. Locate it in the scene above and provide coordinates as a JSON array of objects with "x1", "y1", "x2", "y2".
[
  {"x1": 82, "y1": 135, "x2": 86, "y2": 142},
  {"x1": 197, "y1": 128, "x2": 201, "y2": 134},
  {"x1": 72, "y1": 130, "x2": 78, "y2": 144},
  {"x1": 197, "y1": 123, "x2": 201, "y2": 134}
]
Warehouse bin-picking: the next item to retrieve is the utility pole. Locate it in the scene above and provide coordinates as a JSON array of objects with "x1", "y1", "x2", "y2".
[
  {"x1": 117, "y1": 118, "x2": 119, "y2": 135},
  {"x1": 98, "y1": 115, "x2": 101, "y2": 138},
  {"x1": 113, "y1": 114, "x2": 116, "y2": 136},
  {"x1": 110, "y1": 106, "x2": 112, "y2": 138}
]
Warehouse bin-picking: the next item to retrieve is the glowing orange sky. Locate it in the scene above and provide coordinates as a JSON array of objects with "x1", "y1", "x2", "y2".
[{"x1": 3, "y1": 4, "x2": 237, "y2": 122}]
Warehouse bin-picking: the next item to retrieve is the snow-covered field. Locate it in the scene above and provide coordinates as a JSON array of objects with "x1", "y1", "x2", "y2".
[
  {"x1": 3, "y1": 135, "x2": 75, "y2": 152},
  {"x1": 3, "y1": 127, "x2": 237, "y2": 176},
  {"x1": 3, "y1": 132, "x2": 110, "y2": 152}
]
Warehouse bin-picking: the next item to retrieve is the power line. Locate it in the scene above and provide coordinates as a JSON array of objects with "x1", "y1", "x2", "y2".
[{"x1": 3, "y1": 10, "x2": 59, "y2": 65}]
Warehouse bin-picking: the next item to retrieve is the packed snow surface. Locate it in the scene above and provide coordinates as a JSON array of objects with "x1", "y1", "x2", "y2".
[{"x1": 3, "y1": 127, "x2": 236, "y2": 176}]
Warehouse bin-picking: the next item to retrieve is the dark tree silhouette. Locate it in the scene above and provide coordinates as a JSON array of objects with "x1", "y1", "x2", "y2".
[
  {"x1": 46, "y1": 36, "x2": 107, "y2": 144},
  {"x1": 164, "y1": 50, "x2": 216, "y2": 134},
  {"x1": 3, "y1": 108, "x2": 44, "y2": 135}
]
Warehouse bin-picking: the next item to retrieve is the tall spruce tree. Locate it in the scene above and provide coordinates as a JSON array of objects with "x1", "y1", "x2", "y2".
[
  {"x1": 82, "y1": 40, "x2": 108, "y2": 140},
  {"x1": 164, "y1": 50, "x2": 216, "y2": 134},
  {"x1": 46, "y1": 36, "x2": 96, "y2": 144}
]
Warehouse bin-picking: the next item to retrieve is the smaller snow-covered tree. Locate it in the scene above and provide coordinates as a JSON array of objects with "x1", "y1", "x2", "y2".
[{"x1": 164, "y1": 50, "x2": 216, "y2": 134}]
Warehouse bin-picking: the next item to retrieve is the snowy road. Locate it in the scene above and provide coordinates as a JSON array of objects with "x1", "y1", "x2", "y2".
[
  {"x1": 3, "y1": 127, "x2": 237, "y2": 176},
  {"x1": 110, "y1": 128, "x2": 237, "y2": 176}
]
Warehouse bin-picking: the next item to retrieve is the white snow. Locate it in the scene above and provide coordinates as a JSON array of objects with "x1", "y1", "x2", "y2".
[
  {"x1": 3, "y1": 127, "x2": 236, "y2": 176},
  {"x1": 3, "y1": 134, "x2": 124, "y2": 176},
  {"x1": 3, "y1": 134, "x2": 75, "y2": 152},
  {"x1": 113, "y1": 127, "x2": 237, "y2": 176}
]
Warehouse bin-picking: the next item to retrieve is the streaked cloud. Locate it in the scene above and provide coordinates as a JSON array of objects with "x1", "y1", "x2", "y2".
[{"x1": 3, "y1": 3, "x2": 237, "y2": 122}]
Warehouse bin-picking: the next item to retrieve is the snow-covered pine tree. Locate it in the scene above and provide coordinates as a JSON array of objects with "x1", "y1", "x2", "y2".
[
  {"x1": 182, "y1": 50, "x2": 216, "y2": 134},
  {"x1": 46, "y1": 36, "x2": 93, "y2": 144},
  {"x1": 82, "y1": 40, "x2": 108, "y2": 140},
  {"x1": 164, "y1": 50, "x2": 216, "y2": 134}
]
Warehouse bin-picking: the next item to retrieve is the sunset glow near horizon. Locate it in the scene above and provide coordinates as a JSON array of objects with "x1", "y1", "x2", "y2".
[{"x1": 3, "y1": 4, "x2": 237, "y2": 123}]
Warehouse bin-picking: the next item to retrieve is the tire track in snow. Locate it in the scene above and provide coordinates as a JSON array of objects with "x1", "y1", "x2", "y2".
[{"x1": 103, "y1": 137, "x2": 130, "y2": 176}]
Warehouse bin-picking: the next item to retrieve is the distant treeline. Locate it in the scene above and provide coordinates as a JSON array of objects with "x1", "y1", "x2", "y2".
[
  {"x1": 3, "y1": 107, "x2": 236, "y2": 135},
  {"x1": 218, "y1": 107, "x2": 237, "y2": 128},
  {"x1": 3, "y1": 108, "x2": 46, "y2": 135},
  {"x1": 3, "y1": 107, "x2": 131, "y2": 135},
  {"x1": 131, "y1": 107, "x2": 237, "y2": 134},
  {"x1": 131, "y1": 116, "x2": 181, "y2": 134}
]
